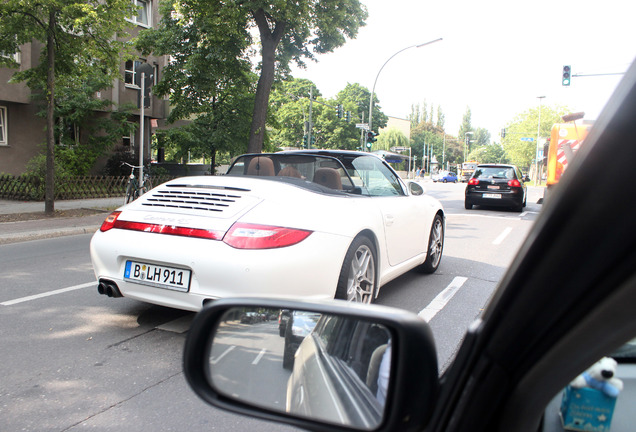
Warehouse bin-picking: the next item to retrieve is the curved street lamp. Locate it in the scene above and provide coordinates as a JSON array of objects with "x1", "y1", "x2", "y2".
[{"x1": 367, "y1": 38, "x2": 443, "y2": 141}]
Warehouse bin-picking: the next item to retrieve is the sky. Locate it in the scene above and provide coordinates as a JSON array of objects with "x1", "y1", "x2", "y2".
[{"x1": 291, "y1": 0, "x2": 636, "y2": 141}]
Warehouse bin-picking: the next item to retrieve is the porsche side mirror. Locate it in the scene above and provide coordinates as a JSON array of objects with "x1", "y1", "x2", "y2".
[
  {"x1": 409, "y1": 182, "x2": 425, "y2": 196},
  {"x1": 183, "y1": 298, "x2": 439, "y2": 432}
]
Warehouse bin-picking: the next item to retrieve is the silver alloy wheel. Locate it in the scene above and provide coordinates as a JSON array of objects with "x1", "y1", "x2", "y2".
[
  {"x1": 346, "y1": 244, "x2": 376, "y2": 303},
  {"x1": 428, "y1": 217, "x2": 443, "y2": 269}
]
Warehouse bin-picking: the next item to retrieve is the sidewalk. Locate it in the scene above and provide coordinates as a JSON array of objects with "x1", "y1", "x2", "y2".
[{"x1": 0, "y1": 197, "x2": 123, "y2": 244}]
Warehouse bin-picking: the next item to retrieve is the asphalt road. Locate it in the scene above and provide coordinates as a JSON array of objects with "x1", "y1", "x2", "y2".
[{"x1": 0, "y1": 182, "x2": 543, "y2": 431}]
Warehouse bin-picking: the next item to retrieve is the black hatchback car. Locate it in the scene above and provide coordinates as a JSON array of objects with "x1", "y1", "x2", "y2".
[{"x1": 464, "y1": 164, "x2": 528, "y2": 212}]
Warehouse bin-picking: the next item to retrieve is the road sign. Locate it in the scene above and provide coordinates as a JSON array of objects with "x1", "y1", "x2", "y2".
[
  {"x1": 391, "y1": 146, "x2": 409, "y2": 152},
  {"x1": 520, "y1": 137, "x2": 534, "y2": 142},
  {"x1": 355, "y1": 123, "x2": 369, "y2": 129}
]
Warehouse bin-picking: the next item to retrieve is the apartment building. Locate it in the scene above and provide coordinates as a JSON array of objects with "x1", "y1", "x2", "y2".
[{"x1": 0, "y1": 0, "x2": 171, "y2": 176}]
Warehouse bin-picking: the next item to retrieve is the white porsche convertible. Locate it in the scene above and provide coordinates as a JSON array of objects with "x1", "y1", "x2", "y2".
[{"x1": 90, "y1": 150, "x2": 445, "y2": 311}]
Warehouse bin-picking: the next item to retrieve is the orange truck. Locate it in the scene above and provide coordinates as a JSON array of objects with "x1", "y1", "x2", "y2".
[{"x1": 546, "y1": 116, "x2": 593, "y2": 194}]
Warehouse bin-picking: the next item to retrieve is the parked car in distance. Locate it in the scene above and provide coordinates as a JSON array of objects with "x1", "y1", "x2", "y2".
[
  {"x1": 464, "y1": 164, "x2": 528, "y2": 212},
  {"x1": 432, "y1": 171, "x2": 458, "y2": 183},
  {"x1": 240, "y1": 311, "x2": 260, "y2": 324}
]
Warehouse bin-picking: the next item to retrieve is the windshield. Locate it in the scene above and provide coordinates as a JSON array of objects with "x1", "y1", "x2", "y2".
[
  {"x1": 473, "y1": 167, "x2": 515, "y2": 180},
  {"x1": 227, "y1": 153, "x2": 405, "y2": 196}
]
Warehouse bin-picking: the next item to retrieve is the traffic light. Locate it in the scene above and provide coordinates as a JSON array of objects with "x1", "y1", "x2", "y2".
[
  {"x1": 562, "y1": 65, "x2": 571, "y2": 86},
  {"x1": 302, "y1": 135, "x2": 308, "y2": 148},
  {"x1": 501, "y1": 128, "x2": 506, "y2": 138},
  {"x1": 345, "y1": 111, "x2": 351, "y2": 122},
  {"x1": 366, "y1": 131, "x2": 378, "y2": 149},
  {"x1": 336, "y1": 104, "x2": 343, "y2": 119}
]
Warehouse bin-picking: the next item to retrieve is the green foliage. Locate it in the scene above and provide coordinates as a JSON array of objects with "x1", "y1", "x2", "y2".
[
  {"x1": 268, "y1": 80, "x2": 386, "y2": 151},
  {"x1": 458, "y1": 106, "x2": 473, "y2": 143},
  {"x1": 0, "y1": 0, "x2": 135, "y2": 83},
  {"x1": 376, "y1": 128, "x2": 409, "y2": 152},
  {"x1": 137, "y1": 0, "x2": 256, "y2": 160},
  {"x1": 467, "y1": 143, "x2": 509, "y2": 164},
  {"x1": 502, "y1": 105, "x2": 570, "y2": 169}
]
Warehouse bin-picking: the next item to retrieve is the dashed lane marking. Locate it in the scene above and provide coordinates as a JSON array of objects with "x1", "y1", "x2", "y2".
[
  {"x1": 418, "y1": 276, "x2": 468, "y2": 322},
  {"x1": 1, "y1": 282, "x2": 94, "y2": 306}
]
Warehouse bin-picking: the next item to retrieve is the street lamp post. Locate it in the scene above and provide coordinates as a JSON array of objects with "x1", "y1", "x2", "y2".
[
  {"x1": 367, "y1": 38, "x2": 442, "y2": 142},
  {"x1": 535, "y1": 96, "x2": 546, "y2": 185},
  {"x1": 464, "y1": 132, "x2": 474, "y2": 162}
]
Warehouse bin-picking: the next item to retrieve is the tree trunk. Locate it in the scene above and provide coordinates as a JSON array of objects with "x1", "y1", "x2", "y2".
[
  {"x1": 247, "y1": 10, "x2": 286, "y2": 154},
  {"x1": 45, "y1": 8, "x2": 56, "y2": 214}
]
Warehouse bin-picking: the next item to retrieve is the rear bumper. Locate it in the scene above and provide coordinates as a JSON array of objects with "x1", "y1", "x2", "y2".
[{"x1": 465, "y1": 189, "x2": 524, "y2": 207}]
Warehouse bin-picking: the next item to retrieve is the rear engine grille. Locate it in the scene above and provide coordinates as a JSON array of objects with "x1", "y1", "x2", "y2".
[{"x1": 142, "y1": 188, "x2": 245, "y2": 213}]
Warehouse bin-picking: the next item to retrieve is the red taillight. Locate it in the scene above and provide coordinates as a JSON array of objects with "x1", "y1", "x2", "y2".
[
  {"x1": 100, "y1": 211, "x2": 122, "y2": 232},
  {"x1": 508, "y1": 179, "x2": 522, "y2": 188},
  {"x1": 468, "y1": 178, "x2": 479, "y2": 185},
  {"x1": 223, "y1": 223, "x2": 312, "y2": 249},
  {"x1": 100, "y1": 211, "x2": 223, "y2": 240}
]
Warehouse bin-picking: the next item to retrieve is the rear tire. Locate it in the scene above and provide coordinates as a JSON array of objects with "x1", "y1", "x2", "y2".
[
  {"x1": 335, "y1": 236, "x2": 377, "y2": 303},
  {"x1": 125, "y1": 182, "x2": 134, "y2": 204},
  {"x1": 464, "y1": 200, "x2": 473, "y2": 210},
  {"x1": 417, "y1": 214, "x2": 444, "y2": 273}
]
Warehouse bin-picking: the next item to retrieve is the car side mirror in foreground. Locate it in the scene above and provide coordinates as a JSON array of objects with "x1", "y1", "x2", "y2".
[{"x1": 184, "y1": 298, "x2": 439, "y2": 432}]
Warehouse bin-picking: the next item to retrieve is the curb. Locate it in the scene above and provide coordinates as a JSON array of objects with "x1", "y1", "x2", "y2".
[{"x1": 0, "y1": 225, "x2": 101, "y2": 245}]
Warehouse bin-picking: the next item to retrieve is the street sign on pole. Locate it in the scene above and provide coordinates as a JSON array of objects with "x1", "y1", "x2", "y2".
[
  {"x1": 520, "y1": 137, "x2": 535, "y2": 142},
  {"x1": 356, "y1": 123, "x2": 369, "y2": 129}
]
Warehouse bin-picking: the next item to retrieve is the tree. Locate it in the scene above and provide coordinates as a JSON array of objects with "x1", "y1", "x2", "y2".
[
  {"x1": 436, "y1": 105, "x2": 445, "y2": 129},
  {"x1": 137, "y1": 1, "x2": 256, "y2": 170},
  {"x1": 0, "y1": 0, "x2": 135, "y2": 213},
  {"x1": 376, "y1": 128, "x2": 409, "y2": 152},
  {"x1": 239, "y1": 1, "x2": 368, "y2": 153},
  {"x1": 467, "y1": 143, "x2": 509, "y2": 164},
  {"x1": 458, "y1": 106, "x2": 473, "y2": 143},
  {"x1": 472, "y1": 127, "x2": 491, "y2": 147},
  {"x1": 502, "y1": 105, "x2": 570, "y2": 169},
  {"x1": 268, "y1": 79, "x2": 319, "y2": 149}
]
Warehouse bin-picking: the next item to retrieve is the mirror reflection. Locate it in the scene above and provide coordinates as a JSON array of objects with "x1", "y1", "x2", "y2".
[{"x1": 208, "y1": 307, "x2": 392, "y2": 430}]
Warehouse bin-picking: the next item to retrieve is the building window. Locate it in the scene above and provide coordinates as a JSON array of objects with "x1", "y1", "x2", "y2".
[
  {"x1": 123, "y1": 125, "x2": 135, "y2": 150},
  {"x1": 0, "y1": 50, "x2": 20, "y2": 65},
  {"x1": 0, "y1": 106, "x2": 7, "y2": 146},
  {"x1": 125, "y1": 60, "x2": 142, "y2": 87},
  {"x1": 128, "y1": 0, "x2": 151, "y2": 27}
]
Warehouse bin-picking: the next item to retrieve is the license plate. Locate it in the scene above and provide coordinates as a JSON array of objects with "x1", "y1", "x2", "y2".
[
  {"x1": 124, "y1": 261, "x2": 191, "y2": 292},
  {"x1": 483, "y1": 193, "x2": 502, "y2": 199}
]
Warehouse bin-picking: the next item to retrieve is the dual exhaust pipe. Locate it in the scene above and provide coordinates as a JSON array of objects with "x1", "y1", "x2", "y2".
[{"x1": 97, "y1": 279, "x2": 123, "y2": 298}]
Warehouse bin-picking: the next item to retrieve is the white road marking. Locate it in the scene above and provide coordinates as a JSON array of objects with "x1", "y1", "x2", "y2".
[
  {"x1": 252, "y1": 348, "x2": 267, "y2": 365},
  {"x1": 211, "y1": 345, "x2": 235, "y2": 364},
  {"x1": 1, "y1": 282, "x2": 94, "y2": 306},
  {"x1": 418, "y1": 276, "x2": 468, "y2": 322},
  {"x1": 493, "y1": 227, "x2": 513, "y2": 245}
]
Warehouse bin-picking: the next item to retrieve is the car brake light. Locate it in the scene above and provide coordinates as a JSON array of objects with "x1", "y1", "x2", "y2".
[
  {"x1": 508, "y1": 179, "x2": 522, "y2": 187},
  {"x1": 100, "y1": 211, "x2": 121, "y2": 232},
  {"x1": 100, "y1": 211, "x2": 223, "y2": 240},
  {"x1": 468, "y1": 178, "x2": 479, "y2": 185},
  {"x1": 223, "y1": 223, "x2": 312, "y2": 249}
]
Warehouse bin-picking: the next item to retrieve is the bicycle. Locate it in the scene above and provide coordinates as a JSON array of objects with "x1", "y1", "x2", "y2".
[{"x1": 123, "y1": 162, "x2": 153, "y2": 204}]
